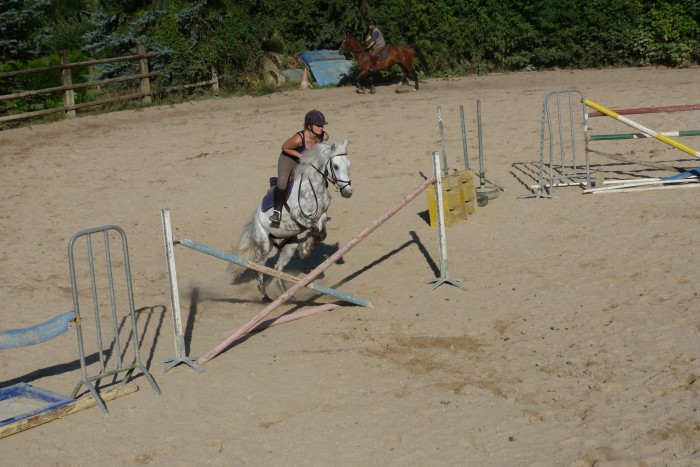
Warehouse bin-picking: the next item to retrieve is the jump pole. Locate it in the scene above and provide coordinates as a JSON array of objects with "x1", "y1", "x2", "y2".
[
  {"x1": 587, "y1": 103, "x2": 700, "y2": 118},
  {"x1": 585, "y1": 98, "x2": 700, "y2": 158},
  {"x1": 0, "y1": 383, "x2": 139, "y2": 439},
  {"x1": 583, "y1": 176, "x2": 700, "y2": 194},
  {"x1": 459, "y1": 104, "x2": 470, "y2": 170},
  {"x1": 196, "y1": 175, "x2": 437, "y2": 365},
  {"x1": 590, "y1": 130, "x2": 700, "y2": 141},
  {"x1": 437, "y1": 105, "x2": 449, "y2": 176},
  {"x1": 222, "y1": 302, "x2": 343, "y2": 336},
  {"x1": 174, "y1": 237, "x2": 372, "y2": 308},
  {"x1": 475, "y1": 99, "x2": 504, "y2": 192}
]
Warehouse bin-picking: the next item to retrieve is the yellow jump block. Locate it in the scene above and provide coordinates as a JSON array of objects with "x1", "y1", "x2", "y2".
[
  {"x1": 426, "y1": 170, "x2": 479, "y2": 227},
  {"x1": 455, "y1": 170, "x2": 479, "y2": 215}
]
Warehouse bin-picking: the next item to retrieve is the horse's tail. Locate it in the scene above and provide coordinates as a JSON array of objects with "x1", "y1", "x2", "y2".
[
  {"x1": 227, "y1": 216, "x2": 256, "y2": 284},
  {"x1": 413, "y1": 45, "x2": 429, "y2": 75}
]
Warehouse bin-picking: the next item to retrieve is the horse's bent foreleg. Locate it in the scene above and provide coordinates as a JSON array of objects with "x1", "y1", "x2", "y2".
[
  {"x1": 317, "y1": 214, "x2": 328, "y2": 242},
  {"x1": 299, "y1": 214, "x2": 327, "y2": 259},
  {"x1": 290, "y1": 210, "x2": 321, "y2": 233},
  {"x1": 298, "y1": 236, "x2": 317, "y2": 260}
]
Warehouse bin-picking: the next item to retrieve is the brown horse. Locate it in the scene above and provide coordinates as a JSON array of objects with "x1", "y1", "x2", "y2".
[{"x1": 339, "y1": 33, "x2": 427, "y2": 94}]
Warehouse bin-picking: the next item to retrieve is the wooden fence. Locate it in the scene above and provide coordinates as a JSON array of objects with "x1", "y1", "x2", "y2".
[{"x1": 0, "y1": 43, "x2": 219, "y2": 124}]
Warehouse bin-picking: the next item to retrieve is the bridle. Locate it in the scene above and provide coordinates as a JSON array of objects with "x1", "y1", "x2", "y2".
[
  {"x1": 297, "y1": 153, "x2": 351, "y2": 220},
  {"x1": 339, "y1": 35, "x2": 363, "y2": 55},
  {"x1": 317, "y1": 153, "x2": 351, "y2": 192}
]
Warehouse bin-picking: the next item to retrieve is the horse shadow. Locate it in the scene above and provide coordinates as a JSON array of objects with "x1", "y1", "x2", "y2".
[
  {"x1": 260, "y1": 229, "x2": 438, "y2": 288},
  {"x1": 330, "y1": 230, "x2": 438, "y2": 291}
]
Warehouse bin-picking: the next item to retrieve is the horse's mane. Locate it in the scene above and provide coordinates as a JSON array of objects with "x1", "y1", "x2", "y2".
[{"x1": 295, "y1": 141, "x2": 332, "y2": 175}]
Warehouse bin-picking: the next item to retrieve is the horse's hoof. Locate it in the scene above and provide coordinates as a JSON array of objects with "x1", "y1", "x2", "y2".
[
  {"x1": 356, "y1": 89, "x2": 365, "y2": 94},
  {"x1": 299, "y1": 240, "x2": 316, "y2": 259},
  {"x1": 370, "y1": 89, "x2": 375, "y2": 94}
]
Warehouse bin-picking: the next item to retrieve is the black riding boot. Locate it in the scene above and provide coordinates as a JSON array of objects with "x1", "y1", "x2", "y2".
[{"x1": 269, "y1": 186, "x2": 285, "y2": 224}]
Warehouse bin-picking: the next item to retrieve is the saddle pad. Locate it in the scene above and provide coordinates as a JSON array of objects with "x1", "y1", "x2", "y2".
[{"x1": 261, "y1": 180, "x2": 295, "y2": 212}]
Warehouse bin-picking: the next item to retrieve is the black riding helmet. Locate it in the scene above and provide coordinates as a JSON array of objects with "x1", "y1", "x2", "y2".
[
  {"x1": 304, "y1": 110, "x2": 328, "y2": 126},
  {"x1": 367, "y1": 19, "x2": 376, "y2": 26}
]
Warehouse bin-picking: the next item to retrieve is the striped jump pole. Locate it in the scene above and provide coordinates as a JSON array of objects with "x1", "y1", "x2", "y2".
[
  {"x1": 175, "y1": 237, "x2": 372, "y2": 308},
  {"x1": 197, "y1": 175, "x2": 437, "y2": 365},
  {"x1": 585, "y1": 98, "x2": 700, "y2": 158},
  {"x1": 590, "y1": 130, "x2": 700, "y2": 141},
  {"x1": 587, "y1": 103, "x2": 700, "y2": 118}
]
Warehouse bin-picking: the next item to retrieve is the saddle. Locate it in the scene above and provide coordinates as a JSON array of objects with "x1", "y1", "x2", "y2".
[
  {"x1": 378, "y1": 47, "x2": 389, "y2": 61},
  {"x1": 262, "y1": 177, "x2": 294, "y2": 212}
]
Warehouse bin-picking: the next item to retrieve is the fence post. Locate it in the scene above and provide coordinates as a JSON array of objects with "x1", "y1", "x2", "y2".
[
  {"x1": 59, "y1": 51, "x2": 76, "y2": 118},
  {"x1": 211, "y1": 67, "x2": 219, "y2": 92},
  {"x1": 137, "y1": 43, "x2": 152, "y2": 104}
]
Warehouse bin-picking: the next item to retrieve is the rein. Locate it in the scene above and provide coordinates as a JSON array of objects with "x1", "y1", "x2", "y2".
[{"x1": 340, "y1": 35, "x2": 368, "y2": 57}]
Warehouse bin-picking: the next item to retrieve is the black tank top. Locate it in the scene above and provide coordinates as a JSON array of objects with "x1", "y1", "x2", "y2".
[{"x1": 281, "y1": 130, "x2": 326, "y2": 160}]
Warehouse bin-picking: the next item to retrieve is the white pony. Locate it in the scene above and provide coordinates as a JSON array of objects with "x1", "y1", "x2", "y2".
[{"x1": 231, "y1": 139, "x2": 352, "y2": 300}]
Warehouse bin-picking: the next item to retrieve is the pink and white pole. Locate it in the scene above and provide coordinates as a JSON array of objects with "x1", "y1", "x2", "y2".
[{"x1": 196, "y1": 175, "x2": 438, "y2": 365}]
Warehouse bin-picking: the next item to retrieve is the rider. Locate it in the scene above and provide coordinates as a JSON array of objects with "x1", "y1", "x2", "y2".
[
  {"x1": 365, "y1": 19, "x2": 386, "y2": 72},
  {"x1": 270, "y1": 110, "x2": 330, "y2": 224}
]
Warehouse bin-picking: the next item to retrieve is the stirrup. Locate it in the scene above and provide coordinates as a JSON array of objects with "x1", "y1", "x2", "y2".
[{"x1": 269, "y1": 209, "x2": 282, "y2": 223}]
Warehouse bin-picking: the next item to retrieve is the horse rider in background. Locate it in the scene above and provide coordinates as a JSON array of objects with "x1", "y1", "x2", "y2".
[{"x1": 365, "y1": 19, "x2": 386, "y2": 72}]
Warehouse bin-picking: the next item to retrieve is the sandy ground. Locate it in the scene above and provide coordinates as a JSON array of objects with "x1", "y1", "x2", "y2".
[{"x1": 1, "y1": 66, "x2": 699, "y2": 466}]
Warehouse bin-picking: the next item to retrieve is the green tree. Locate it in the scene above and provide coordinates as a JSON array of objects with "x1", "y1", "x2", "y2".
[
  {"x1": 4, "y1": 0, "x2": 700, "y2": 102},
  {"x1": 0, "y1": 0, "x2": 52, "y2": 64}
]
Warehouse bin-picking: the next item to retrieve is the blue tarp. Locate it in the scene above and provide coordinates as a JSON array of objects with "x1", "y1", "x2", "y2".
[
  {"x1": 0, "y1": 383, "x2": 73, "y2": 426},
  {"x1": 301, "y1": 50, "x2": 354, "y2": 86},
  {"x1": 0, "y1": 311, "x2": 74, "y2": 350}
]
